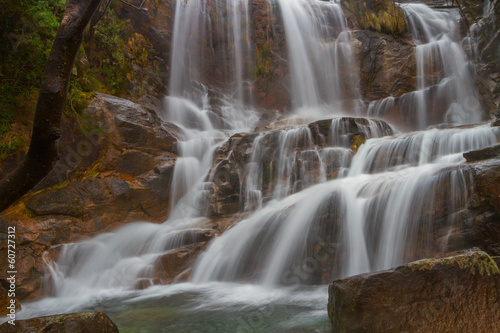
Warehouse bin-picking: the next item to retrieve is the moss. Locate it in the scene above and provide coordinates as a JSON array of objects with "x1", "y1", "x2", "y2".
[
  {"x1": 254, "y1": 41, "x2": 272, "y2": 79},
  {"x1": 408, "y1": 250, "x2": 500, "y2": 276},
  {"x1": 343, "y1": 0, "x2": 407, "y2": 35},
  {"x1": 351, "y1": 133, "x2": 366, "y2": 154},
  {"x1": 2, "y1": 201, "x2": 36, "y2": 219}
]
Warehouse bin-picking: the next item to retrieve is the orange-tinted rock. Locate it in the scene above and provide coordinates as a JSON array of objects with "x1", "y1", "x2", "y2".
[
  {"x1": 0, "y1": 283, "x2": 21, "y2": 316},
  {"x1": 152, "y1": 241, "x2": 210, "y2": 285},
  {"x1": 328, "y1": 249, "x2": 500, "y2": 333},
  {"x1": 0, "y1": 311, "x2": 118, "y2": 333}
]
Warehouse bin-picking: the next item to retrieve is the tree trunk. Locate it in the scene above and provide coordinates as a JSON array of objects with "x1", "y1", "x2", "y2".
[{"x1": 0, "y1": 0, "x2": 103, "y2": 212}]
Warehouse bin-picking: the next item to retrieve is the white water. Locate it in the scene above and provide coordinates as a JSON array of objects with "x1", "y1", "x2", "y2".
[
  {"x1": 10, "y1": 1, "x2": 499, "y2": 331},
  {"x1": 193, "y1": 124, "x2": 499, "y2": 282},
  {"x1": 276, "y1": 0, "x2": 363, "y2": 117},
  {"x1": 368, "y1": 3, "x2": 484, "y2": 129}
]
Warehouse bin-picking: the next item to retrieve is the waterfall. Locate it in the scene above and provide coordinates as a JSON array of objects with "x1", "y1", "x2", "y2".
[
  {"x1": 39, "y1": 0, "x2": 259, "y2": 299},
  {"x1": 368, "y1": 3, "x2": 484, "y2": 129},
  {"x1": 276, "y1": 0, "x2": 363, "y2": 116},
  {"x1": 193, "y1": 124, "x2": 499, "y2": 283},
  {"x1": 13, "y1": 1, "x2": 499, "y2": 331}
]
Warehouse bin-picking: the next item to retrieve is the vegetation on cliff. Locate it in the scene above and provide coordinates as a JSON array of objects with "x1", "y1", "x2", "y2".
[
  {"x1": 0, "y1": 0, "x2": 159, "y2": 162},
  {"x1": 342, "y1": 0, "x2": 407, "y2": 35}
]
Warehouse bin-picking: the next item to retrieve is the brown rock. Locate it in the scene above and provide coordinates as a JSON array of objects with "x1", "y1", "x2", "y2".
[
  {"x1": 0, "y1": 311, "x2": 118, "y2": 332},
  {"x1": 151, "y1": 239, "x2": 213, "y2": 285},
  {"x1": 328, "y1": 249, "x2": 500, "y2": 333},
  {"x1": 469, "y1": 159, "x2": 500, "y2": 255},
  {"x1": 464, "y1": 144, "x2": 500, "y2": 162},
  {"x1": 353, "y1": 29, "x2": 416, "y2": 102},
  {"x1": 0, "y1": 283, "x2": 21, "y2": 316},
  {"x1": 251, "y1": 0, "x2": 290, "y2": 112}
]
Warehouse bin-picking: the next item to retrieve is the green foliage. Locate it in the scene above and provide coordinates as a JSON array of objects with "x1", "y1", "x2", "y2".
[
  {"x1": 0, "y1": 0, "x2": 159, "y2": 160},
  {"x1": 343, "y1": 0, "x2": 407, "y2": 35},
  {"x1": 67, "y1": 83, "x2": 96, "y2": 115},
  {"x1": 0, "y1": 0, "x2": 65, "y2": 159},
  {"x1": 0, "y1": 138, "x2": 24, "y2": 160}
]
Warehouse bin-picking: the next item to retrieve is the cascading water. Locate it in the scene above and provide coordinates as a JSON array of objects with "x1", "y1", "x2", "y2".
[
  {"x1": 10, "y1": 1, "x2": 499, "y2": 332},
  {"x1": 368, "y1": 2, "x2": 484, "y2": 129},
  {"x1": 276, "y1": 0, "x2": 363, "y2": 116},
  {"x1": 193, "y1": 124, "x2": 499, "y2": 282}
]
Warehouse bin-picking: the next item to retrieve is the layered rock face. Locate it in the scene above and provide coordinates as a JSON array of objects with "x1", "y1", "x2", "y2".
[
  {"x1": 0, "y1": 93, "x2": 178, "y2": 299},
  {"x1": 208, "y1": 117, "x2": 394, "y2": 217},
  {"x1": 328, "y1": 249, "x2": 500, "y2": 332}
]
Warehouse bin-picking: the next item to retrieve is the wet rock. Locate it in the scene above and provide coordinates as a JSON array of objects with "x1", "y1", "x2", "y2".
[
  {"x1": 469, "y1": 158, "x2": 500, "y2": 255},
  {"x1": 352, "y1": 28, "x2": 416, "y2": 102},
  {"x1": 461, "y1": 0, "x2": 500, "y2": 119},
  {"x1": 328, "y1": 249, "x2": 500, "y2": 333},
  {"x1": 207, "y1": 117, "x2": 394, "y2": 217},
  {"x1": 308, "y1": 117, "x2": 394, "y2": 147},
  {"x1": 129, "y1": 229, "x2": 217, "y2": 286},
  {"x1": 151, "y1": 241, "x2": 212, "y2": 285},
  {"x1": 252, "y1": 0, "x2": 291, "y2": 112},
  {"x1": 116, "y1": 150, "x2": 155, "y2": 176},
  {"x1": 464, "y1": 144, "x2": 500, "y2": 162},
  {"x1": 0, "y1": 311, "x2": 119, "y2": 333}
]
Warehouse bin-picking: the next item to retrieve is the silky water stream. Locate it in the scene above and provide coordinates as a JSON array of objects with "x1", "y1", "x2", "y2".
[{"x1": 9, "y1": 1, "x2": 499, "y2": 332}]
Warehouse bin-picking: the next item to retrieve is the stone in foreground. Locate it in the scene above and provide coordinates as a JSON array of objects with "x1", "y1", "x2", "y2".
[
  {"x1": 328, "y1": 249, "x2": 500, "y2": 333},
  {"x1": 0, "y1": 311, "x2": 118, "y2": 333}
]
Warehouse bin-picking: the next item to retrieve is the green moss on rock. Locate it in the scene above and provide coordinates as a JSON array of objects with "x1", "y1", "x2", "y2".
[
  {"x1": 408, "y1": 249, "x2": 500, "y2": 276},
  {"x1": 343, "y1": 0, "x2": 407, "y2": 35}
]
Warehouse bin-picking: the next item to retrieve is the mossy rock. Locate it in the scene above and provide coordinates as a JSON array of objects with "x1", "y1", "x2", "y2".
[
  {"x1": 328, "y1": 248, "x2": 500, "y2": 332},
  {"x1": 343, "y1": 0, "x2": 407, "y2": 35},
  {"x1": 408, "y1": 248, "x2": 500, "y2": 276}
]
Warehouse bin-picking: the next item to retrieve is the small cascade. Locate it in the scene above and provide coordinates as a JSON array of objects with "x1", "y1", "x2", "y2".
[
  {"x1": 349, "y1": 124, "x2": 500, "y2": 175},
  {"x1": 42, "y1": 0, "x2": 259, "y2": 299},
  {"x1": 166, "y1": 0, "x2": 253, "y2": 126},
  {"x1": 193, "y1": 123, "x2": 499, "y2": 283},
  {"x1": 368, "y1": 3, "x2": 484, "y2": 129},
  {"x1": 275, "y1": 0, "x2": 362, "y2": 116},
  {"x1": 242, "y1": 117, "x2": 394, "y2": 211}
]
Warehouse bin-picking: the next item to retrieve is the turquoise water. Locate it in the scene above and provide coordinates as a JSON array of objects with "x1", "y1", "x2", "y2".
[{"x1": 16, "y1": 283, "x2": 332, "y2": 332}]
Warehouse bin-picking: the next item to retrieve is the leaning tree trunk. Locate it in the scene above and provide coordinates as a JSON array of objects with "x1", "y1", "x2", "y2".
[{"x1": 0, "y1": 0, "x2": 103, "y2": 212}]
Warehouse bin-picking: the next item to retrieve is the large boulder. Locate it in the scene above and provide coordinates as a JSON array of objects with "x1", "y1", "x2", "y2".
[
  {"x1": 328, "y1": 249, "x2": 500, "y2": 333},
  {"x1": 0, "y1": 312, "x2": 118, "y2": 333}
]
